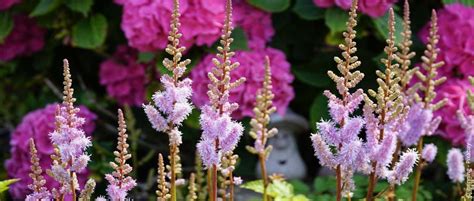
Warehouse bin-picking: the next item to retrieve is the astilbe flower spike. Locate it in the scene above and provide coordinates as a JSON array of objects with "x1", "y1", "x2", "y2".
[
  {"x1": 104, "y1": 109, "x2": 137, "y2": 201},
  {"x1": 411, "y1": 10, "x2": 447, "y2": 201},
  {"x1": 310, "y1": 1, "x2": 367, "y2": 200},
  {"x1": 79, "y1": 179, "x2": 96, "y2": 201},
  {"x1": 25, "y1": 139, "x2": 51, "y2": 201},
  {"x1": 395, "y1": 0, "x2": 416, "y2": 96},
  {"x1": 187, "y1": 173, "x2": 197, "y2": 201},
  {"x1": 386, "y1": 149, "x2": 418, "y2": 185},
  {"x1": 156, "y1": 154, "x2": 170, "y2": 200},
  {"x1": 48, "y1": 59, "x2": 92, "y2": 200},
  {"x1": 364, "y1": 8, "x2": 418, "y2": 201},
  {"x1": 196, "y1": 0, "x2": 245, "y2": 200},
  {"x1": 143, "y1": 0, "x2": 193, "y2": 199},
  {"x1": 447, "y1": 148, "x2": 465, "y2": 183},
  {"x1": 460, "y1": 77, "x2": 474, "y2": 200},
  {"x1": 421, "y1": 143, "x2": 437, "y2": 163},
  {"x1": 245, "y1": 56, "x2": 278, "y2": 201}
]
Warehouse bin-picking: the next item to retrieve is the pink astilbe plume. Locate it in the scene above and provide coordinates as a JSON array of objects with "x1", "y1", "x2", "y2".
[
  {"x1": 447, "y1": 148, "x2": 465, "y2": 183},
  {"x1": 457, "y1": 109, "x2": 474, "y2": 163},
  {"x1": 25, "y1": 139, "x2": 51, "y2": 201},
  {"x1": 310, "y1": 0, "x2": 368, "y2": 198},
  {"x1": 421, "y1": 143, "x2": 437, "y2": 163},
  {"x1": 105, "y1": 109, "x2": 137, "y2": 200},
  {"x1": 387, "y1": 149, "x2": 418, "y2": 185},
  {"x1": 398, "y1": 103, "x2": 438, "y2": 146},
  {"x1": 48, "y1": 59, "x2": 92, "y2": 198}
]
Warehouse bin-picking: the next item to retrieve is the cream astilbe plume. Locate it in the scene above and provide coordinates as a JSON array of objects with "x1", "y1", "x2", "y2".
[
  {"x1": 156, "y1": 153, "x2": 170, "y2": 200},
  {"x1": 105, "y1": 109, "x2": 137, "y2": 201},
  {"x1": 26, "y1": 139, "x2": 51, "y2": 200},
  {"x1": 187, "y1": 173, "x2": 197, "y2": 201},
  {"x1": 78, "y1": 179, "x2": 96, "y2": 201}
]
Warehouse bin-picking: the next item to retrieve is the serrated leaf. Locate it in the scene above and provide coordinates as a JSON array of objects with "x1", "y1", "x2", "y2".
[
  {"x1": 324, "y1": 8, "x2": 348, "y2": 34},
  {"x1": 30, "y1": 0, "x2": 62, "y2": 17},
  {"x1": 0, "y1": 12, "x2": 13, "y2": 43},
  {"x1": 372, "y1": 11, "x2": 404, "y2": 45},
  {"x1": 309, "y1": 93, "x2": 330, "y2": 130},
  {"x1": 241, "y1": 180, "x2": 265, "y2": 194},
  {"x1": 247, "y1": 0, "x2": 290, "y2": 13},
  {"x1": 267, "y1": 180, "x2": 294, "y2": 197},
  {"x1": 64, "y1": 0, "x2": 93, "y2": 16},
  {"x1": 72, "y1": 14, "x2": 108, "y2": 49},
  {"x1": 292, "y1": 0, "x2": 324, "y2": 20},
  {"x1": 0, "y1": 179, "x2": 19, "y2": 193}
]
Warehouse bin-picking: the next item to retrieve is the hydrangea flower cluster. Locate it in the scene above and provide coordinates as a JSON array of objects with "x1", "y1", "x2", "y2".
[
  {"x1": 47, "y1": 60, "x2": 93, "y2": 198},
  {"x1": 191, "y1": 47, "x2": 294, "y2": 119},
  {"x1": 104, "y1": 109, "x2": 137, "y2": 200},
  {"x1": 99, "y1": 45, "x2": 148, "y2": 106},
  {"x1": 0, "y1": 15, "x2": 45, "y2": 61},
  {"x1": 419, "y1": 4, "x2": 474, "y2": 78},
  {"x1": 0, "y1": 0, "x2": 21, "y2": 10},
  {"x1": 118, "y1": 0, "x2": 273, "y2": 52},
  {"x1": 312, "y1": 0, "x2": 397, "y2": 17},
  {"x1": 5, "y1": 103, "x2": 96, "y2": 199},
  {"x1": 310, "y1": 1, "x2": 368, "y2": 198}
]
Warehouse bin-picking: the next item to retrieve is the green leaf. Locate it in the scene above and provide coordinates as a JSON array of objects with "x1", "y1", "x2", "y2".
[
  {"x1": 0, "y1": 12, "x2": 13, "y2": 43},
  {"x1": 372, "y1": 11, "x2": 404, "y2": 45},
  {"x1": 289, "y1": 180, "x2": 310, "y2": 195},
  {"x1": 64, "y1": 0, "x2": 93, "y2": 16},
  {"x1": 442, "y1": 0, "x2": 474, "y2": 6},
  {"x1": 247, "y1": 0, "x2": 290, "y2": 13},
  {"x1": 230, "y1": 27, "x2": 249, "y2": 51},
  {"x1": 292, "y1": 61, "x2": 332, "y2": 88},
  {"x1": 30, "y1": 0, "x2": 62, "y2": 17},
  {"x1": 292, "y1": 0, "x2": 324, "y2": 20},
  {"x1": 292, "y1": 195, "x2": 310, "y2": 201},
  {"x1": 241, "y1": 180, "x2": 265, "y2": 194},
  {"x1": 0, "y1": 179, "x2": 19, "y2": 193},
  {"x1": 138, "y1": 52, "x2": 155, "y2": 63},
  {"x1": 309, "y1": 93, "x2": 329, "y2": 130},
  {"x1": 267, "y1": 180, "x2": 294, "y2": 197},
  {"x1": 72, "y1": 14, "x2": 108, "y2": 49},
  {"x1": 324, "y1": 8, "x2": 348, "y2": 34}
]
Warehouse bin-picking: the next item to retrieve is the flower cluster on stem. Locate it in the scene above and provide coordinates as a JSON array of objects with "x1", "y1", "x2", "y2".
[
  {"x1": 411, "y1": 10, "x2": 447, "y2": 201},
  {"x1": 104, "y1": 109, "x2": 137, "y2": 201},
  {"x1": 48, "y1": 59, "x2": 92, "y2": 200},
  {"x1": 196, "y1": 0, "x2": 245, "y2": 200},
  {"x1": 310, "y1": 1, "x2": 368, "y2": 200},
  {"x1": 246, "y1": 56, "x2": 278, "y2": 201},
  {"x1": 143, "y1": 0, "x2": 193, "y2": 200},
  {"x1": 26, "y1": 139, "x2": 51, "y2": 201}
]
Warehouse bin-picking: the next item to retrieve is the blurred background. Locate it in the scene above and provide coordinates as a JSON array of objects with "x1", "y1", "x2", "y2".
[{"x1": 1, "y1": 0, "x2": 473, "y2": 200}]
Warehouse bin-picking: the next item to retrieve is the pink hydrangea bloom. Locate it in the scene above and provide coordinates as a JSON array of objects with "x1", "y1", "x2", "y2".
[
  {"x1": 0, "y1": 0, "x2": 21, "y2": 10},
  {"x1": 418, "y1": 4, "x2": 474, "y2": 78},
  {"x1": 312, "y1": 0, "x2": 397, "y2": 17},
  {"x1": 99, "y1": 45, "x2": 148, "y2": 106},
  {"x1": 118, "y1": 0, "x2": 273, "y2": 52},
  {"x1": 0, "y1": 15, "x2": 45, "y2": 61},
  {"x1": 5, "y1": 104, "x2": 96, "y2": 199},
  {"x1": 191, "y1": 47, "x2": 294, "y2": 119},
  {"x1": 434, "y1": 79, "x2": 474, "y2": 145}
]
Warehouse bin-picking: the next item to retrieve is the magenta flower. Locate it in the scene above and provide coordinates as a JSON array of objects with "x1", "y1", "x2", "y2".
[
  {"x1": 312, "y1": 0, "x2": 397, "y2": 17},
  {"x1": 99, "y1": 45, "x2": 148, "y2": 106},
  {"x1": 447, "y1": 148, "x2": 465, "y2": 183},
  {"x1": 0, "y1": 0, "x2": 21, "y2": 10},
  {"x1": 421, "y1": 143, "x2": 437, "y2": 163},
  {"x1": 0, "y1": 15, "x2": 45, "y2": 61},
  {"x1": 418, "y1": 4, "x2": 474, "y2": 78},
  {"x1": 233, "y1": 0, "x2": 274, "y2": 49},
  {"x1": 5, "y1": 104, "x2": 96, "y2": 199},
  {"x1": 434, "y1": 79, "x2": 474, "y2": 145},
  {"x1": 191, "y1": 47, "x2": 294, "y2": 119}
]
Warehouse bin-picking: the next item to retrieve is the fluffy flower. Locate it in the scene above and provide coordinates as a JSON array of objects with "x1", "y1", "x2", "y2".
[
  {"x1": 119, "y1": 0, "x2": 273, "y2": 51},
  {"x1": 310, "y1": 133, "x2": 336, "y2": 168},
  {"x1": 447, "y1": 148, "x2": 465, "y2": 183},
  {"x1": 418, "y1": 4, "x2": 474, "y2": 78},
  {"x1": 434, "y1": 79, "x2": 474, "y2": 145},
  {"x1": 398, "y1": 103, "x2": 435, "y2": 146},
  {"x1": 421, "y1": 143, "x2": 437, "y2": 163},
  {"x1": 0, "y1": 15, "x2": 45, "y2": 61},
  {"x1": 312, "y1": 0, "x2": 397, "y2": 17},
  {"x1": 99, "y1": 45, "x2": 148, "y2": 106},
  {"x1": 0, "y1": 0, "x2": 21, "y2": 10},
  {"x1": 196, "y1": 139, "x2": 220, "y2": 168},
  {"x1": 191, "y1": 47, "x2": 294, "y2": 119},
  {"x1": 5, "y1": 104, "x2": 96, "y2": 199},
  {"x1": 387, "y1": 149, "x2": 418, "y2": 185}
]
